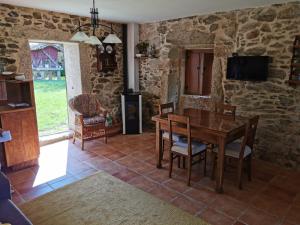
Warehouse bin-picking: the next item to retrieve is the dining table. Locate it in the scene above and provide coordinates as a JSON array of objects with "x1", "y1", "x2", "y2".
[{"x1": 151, "y1": 108, "x2": 249, "y2": 193}]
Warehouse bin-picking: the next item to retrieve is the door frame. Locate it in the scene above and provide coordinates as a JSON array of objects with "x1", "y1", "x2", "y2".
[{"x1": 28, "y1": 39, "x2": 83, "y2": 134}]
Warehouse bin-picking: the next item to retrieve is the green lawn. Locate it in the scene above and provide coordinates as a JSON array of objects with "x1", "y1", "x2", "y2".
[{"x1": 33, "y1": 80, "x2": 68, "y2": 136}]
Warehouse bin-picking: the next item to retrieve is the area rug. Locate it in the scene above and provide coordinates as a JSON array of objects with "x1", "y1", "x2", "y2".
[{"x1": 20, "y1": 172, "x2": 208, "y2": 225}]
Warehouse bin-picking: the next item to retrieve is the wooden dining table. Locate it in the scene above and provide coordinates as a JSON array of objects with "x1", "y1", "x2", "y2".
[{"x1": 152, "y1": 108, "x2": 249, "y2": 193}]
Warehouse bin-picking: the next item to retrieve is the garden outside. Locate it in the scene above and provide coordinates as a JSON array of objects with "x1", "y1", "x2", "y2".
[{"x1": 34, "y1": 80, "x2": 69, "y2": 136}]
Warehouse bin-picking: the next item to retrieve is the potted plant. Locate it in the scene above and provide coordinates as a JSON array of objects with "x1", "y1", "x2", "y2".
[{"x1": 136, "y1": 41, "x2": 149, "y2": 56}]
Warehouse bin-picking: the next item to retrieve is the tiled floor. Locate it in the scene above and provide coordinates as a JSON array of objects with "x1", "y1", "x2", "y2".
[{"x1": 5, "y1": 132, "x2": 300, "y2": 225}]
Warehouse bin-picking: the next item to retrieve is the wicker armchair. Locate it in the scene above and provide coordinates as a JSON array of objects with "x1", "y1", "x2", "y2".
[{"x1": 69, "y1": 94, "x2": 107, "y2": 150}]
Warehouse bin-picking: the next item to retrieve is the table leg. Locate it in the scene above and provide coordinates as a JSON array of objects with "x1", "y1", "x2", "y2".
[
  {"x1": 216, "y1": 137, "x2": 225, "y2": 193},
  {"x1": 155, "y1": 121, "x2": 162, "y2": 168}
]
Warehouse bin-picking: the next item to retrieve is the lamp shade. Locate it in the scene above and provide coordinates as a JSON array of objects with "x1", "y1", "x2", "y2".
[
  {"x1": 70, "y1": 31, "x2": 89, "y2": 42},
  {"x1": 103, "y1": 34, "x2": 122, "y2": 44},
  {"x1": 84, "y1": 36, "x2": 102, "y2": 45}
]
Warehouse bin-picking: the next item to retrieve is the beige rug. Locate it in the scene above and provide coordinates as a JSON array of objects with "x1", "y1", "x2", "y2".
[{"x1": 20, "y1": 172, "x2": 208, "y2": 225}]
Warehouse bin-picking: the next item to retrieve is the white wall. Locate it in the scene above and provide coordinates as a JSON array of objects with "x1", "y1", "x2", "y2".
[
  {"x1": 64, "y1": 42, "x2": 82, "y2": 130},
  {"x1": 127, "y1": 23, "x2": 139, "y2": 92}
]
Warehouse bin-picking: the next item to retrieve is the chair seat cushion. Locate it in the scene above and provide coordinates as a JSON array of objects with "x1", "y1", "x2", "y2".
[
  {"x1": 171, "y1": 140, "x2": 206, "y2": 155},
  {"x1": 83, "y1": 116, "x2": 105, "y2": 125},
  {"x1": 213, "y1": 141, "x2": 252, "y2": 158},
  {"x1": 162, "y1": 132, "x2": 181, "y2": 142}
]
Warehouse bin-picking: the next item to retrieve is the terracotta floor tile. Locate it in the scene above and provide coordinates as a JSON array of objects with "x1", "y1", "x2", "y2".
[
  {"x1": 128, "y1": 176, "x2": 159, "y2": 192},
  {"x1": 171, "y1": 195, "x2": 206, "y2": 215},
  {"x1": 148, "y1": 185, "x2": 178, "y2": 202},
  {"x1": 253, "y1": 170, "x2": 276, "y2": 183},
  {"x1": 70, "y1": 151, "x2": 98, "y2": 161},
  {"x1": 97, "y1": 161, "x2": 125, "y2": 175},
  {"x1": 113, "y1": 168, "x2": 139, "y2": 182},
  {"x1": 129, "y1": 150, "x2": 154, "y2": 161},
  {"x1": 103, "y1": 151, "x2": 126, "y2": 161},
  {"x1": 294, "y1": 193, "x2": 300, "y2": 206},
  {"x1": 146, "y1": 168, "x2": 170, "y2": 183},
  {"x1": 270, "y1": 175, "x2": 300, "y2": 195},
  {"x1": 46, "y1": 173, "x2": 74, "y2": 185},
  {"x1": 223, "y1": 182, "x2": 258, "y2": 203},
  {"x1": 49, "y1": 176, "x2": 78, "y2": 190},
  {"x1": 280, "y1": 222, "x2": 296, "y2": 225},
  {"x1": 67, "y1": 162, "x2": 94, "y2": 175},
  {"x1": 117, "y1": 156, "x2": 141, "y2": 167},
  {"x1": 13, "y1": 180, "x2": 49, "y2": 194},
  {"x1": 115, "y1": 144, "x2": 138, "y2": 154},
  {"x1": 194, "y1": 176, "x2": 217, "y2": 192},
  {"x1": 131, "y1": 161, "x2": 155, "y2": 175},
  {"x1": 145, "y1": 156, "x2": 168, "y2": 167},
  {"x1": 21, "y1": 185, "x2": 54, "y2": 201},
  {"x1": 251, "y1": 194, "x2": 291, "y2": 219},
  {"x1": 163, "y1": 178, "x2": 191, "y2": 193},
  {"x1": 210, "y1": 195, "x2": 248, "y2": 219},
  {"x1": 6, "y1": 168, "x2": 36, "y2": 185},
  {"x1": 239, "y1": 207, "x2": 280, "y2": 225},
  {"x1": 73, "y1": 168, "x2": 99, "y2": 179},
  {"x1": 90, "y1": 145, "x2": 117, "y2": 156},
  {"x1": 199, "y1": 208, "x2": 234, "y2": 225},
  {"x1": 12, "y1": 191, "x2": 25, "y2": 205},
  {"x1": 284, "y1": 205, "x2": 300, "y2": 225},
  {"x1": 84, "y1": 156, "x2": 112, "y2": 170},
  {"x1": 261, "y1": 185, "x2": 297, "y2": 203},
  {"x1": 5, "y1": 132, "x2": 300, "y2": 224},
  {"x1": 185, "y1": 187, "x2": 217, "y2": 204},
  {"x1": 233, "y1": 221, "x2": 247, "y2": 225}
]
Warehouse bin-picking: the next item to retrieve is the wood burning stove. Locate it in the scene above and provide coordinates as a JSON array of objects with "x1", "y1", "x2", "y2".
[
  {"x1": 121, "y1": 93, "x2": 142, "y2": 134},
  {"x1": 121, "y1": 24, "x2": 142, "y2": 134}
]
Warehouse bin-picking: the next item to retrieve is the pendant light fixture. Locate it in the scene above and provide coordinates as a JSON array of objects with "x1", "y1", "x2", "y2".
[{"x1": 71, "y1": 0, "x2": 122, "y2": 45}]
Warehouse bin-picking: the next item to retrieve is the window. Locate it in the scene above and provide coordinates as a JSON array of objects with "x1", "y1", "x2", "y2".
[{"x1": 185, "y1": 49, "x2": 214, "y2": 96}]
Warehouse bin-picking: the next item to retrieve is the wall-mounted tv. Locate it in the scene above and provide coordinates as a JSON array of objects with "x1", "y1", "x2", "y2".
[{"x1": 226, "y1": 56, "x2": 269, "y2": 81}]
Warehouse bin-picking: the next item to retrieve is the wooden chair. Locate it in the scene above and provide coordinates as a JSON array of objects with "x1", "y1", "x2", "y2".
[
  {"x1": 69, "y1": 94, "x2": 107, "y2": 150},
  {"x1": 159, "y1": 103, "x2": 181, "y2": 161},
  {"x1": 168, "y1": 114, "x2": 207, "y2": 186},
  {"x1": 214, "y1": 102, "x2": 236, "y2": 117},
  {"x1": 159, "y1": 102, "x2": 174, "y2": 116},
  {"x1": 211, "y1": 115, "x2": 259, "y2": 189}
]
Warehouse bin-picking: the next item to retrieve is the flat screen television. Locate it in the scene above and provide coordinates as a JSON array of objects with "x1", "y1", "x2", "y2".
[{"x1": 226, "y1": 56, "x2": 269, "y2": 81}]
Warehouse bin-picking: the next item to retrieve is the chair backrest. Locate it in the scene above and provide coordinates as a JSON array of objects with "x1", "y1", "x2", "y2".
[
  {"x1": 159, "y1": 102, "x2": 174, "y2": 116},
  {"x1": 168, "y1": 114, "x2": 192, "y2": 155},
  {"x1": 69, "y1": 94, "x2": 102, "y2": 117},
  {"x1": 215, "y1": 102, "x2": 236, "y2": 117},
  {"x1": 239, "y1": 115, "x2": 259, "y2": 158}
]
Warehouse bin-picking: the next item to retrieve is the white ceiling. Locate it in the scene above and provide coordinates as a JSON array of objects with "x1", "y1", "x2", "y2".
[{"x1": 0, "y1": 0, "x2": 289, "y2": 23}]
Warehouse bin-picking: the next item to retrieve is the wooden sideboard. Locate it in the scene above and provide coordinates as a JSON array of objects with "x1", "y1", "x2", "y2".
[{"x1": 0, "y1": 79, "x2": 39, "y2": 169}]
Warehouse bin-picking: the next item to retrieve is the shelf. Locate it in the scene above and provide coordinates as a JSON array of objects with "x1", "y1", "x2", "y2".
[
  {"x1": 6, "y1": 79, "x2": 33, "y2": 84},
  {"x1": 0, "y1": 105, "x2": 34, "y2": 114}
]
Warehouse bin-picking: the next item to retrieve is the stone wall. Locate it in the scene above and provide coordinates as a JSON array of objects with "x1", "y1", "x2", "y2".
[
  {"x1": 139, "y1": 2, "x2": 300, "y2": 169},
  {"x1": 0, "y1": 3, "x2": 124, "y2": 117}
]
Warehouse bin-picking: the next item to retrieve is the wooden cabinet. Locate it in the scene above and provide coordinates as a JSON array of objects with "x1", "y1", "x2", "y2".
[
  {"x1": 185, "y1": 50, "x2": 214, "y2": 95},
  {"x1": 0, "y1": 79, "x2": 39, "y2": 169},
  {"x1": 1, "y1": 108, "x2": 39, "y2": 167}
]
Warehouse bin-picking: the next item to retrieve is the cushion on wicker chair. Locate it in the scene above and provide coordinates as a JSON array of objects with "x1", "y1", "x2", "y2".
[
  {"x1": 69, "y1": 94, "x2": 102, "y2": 118},
  {"x1": 83, "y1": 116, "x2": 106, "y2": 125}
]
